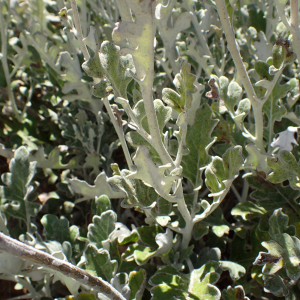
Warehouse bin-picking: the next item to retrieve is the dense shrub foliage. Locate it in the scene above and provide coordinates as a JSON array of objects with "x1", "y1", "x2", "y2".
[{"x1": 1, "y1": 0, "x2": 300, "y2": 299}]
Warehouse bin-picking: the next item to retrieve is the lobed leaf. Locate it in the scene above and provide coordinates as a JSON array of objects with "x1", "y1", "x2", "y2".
[{"x1": 0, "y1": 147, "x2": 41, "y2": 232}]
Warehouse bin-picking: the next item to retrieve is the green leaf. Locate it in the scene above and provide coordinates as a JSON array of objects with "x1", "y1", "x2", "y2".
[
  {"x1": 262, "y1": 90, "x2": 287, "y2": 131},
  {"x1": 268, "y1": 208, "x2": 292, "y2": 238},
  {"x1": 181, "y1": 104, "x2": 218, "y2": 188},
  {"x1": 137, "y1": 225, "x2": 164, "y2": 249},
  {"x1": 219, "y1": 76, "x2": 243, "y2": 113},
  {"x1": 92, "y1": 195, "x2": 111, "y2": 216},
  {"x1": 267, "y1": 151, "x2": 300, "y2": 189},
  {"x1": 254, "y1": 209, "x2": 300, "y2": 284},
  {"x1": 150, "y1": 263, "x2": 221, "y2": 300},
  {"x1": 88, "y1": 210, "x2": 117, "y2": 249},
  {"x1": 99, "y1": 41, "x2": 135, "y2": 98},
  {"x1": 193, "y1": 223, "x2": 209, "y2": 240},
  {"x1": 272, "y1": 44, "x2": 285, "y2": 69},
  {"x1": 41, "y1": 214, "x2": 70, "y2": 244},
  {"x1": 247, "y1": 175, "x2": 300, "y2": 213},
  {"x1": 127, "y1": 146, "x2": 181, "y2": 202},
  {"x1": 128, "y1": 269, "x2": 146, "y2": 300},
  {"x1": 0, "y1": 147, "x2": 41, "y2": 231},
  {"x1": 125, "y1": 99, "x2": 172, "y2": 163},
  {"x1": 162, "y1": 61, "x2": 197, "y2": 113},
  {"x1": 109, "y1": 168, "x2": 158, "y2": 209},
  {"x1": 263, "y1": 274, "x2": 295, "y2": 299},
  {"x1": 204, "y1": 146, "x2": 243, "y2": 206},
  {"x1": 256, "y1": 233, "x2": 300, "y2": 281},
  {"x1": 219, "y1": 261, "x2": 246, "y2": 281},
  {"x1": 222, "y1": 285, "x2": 249, "y2": 300},
  {"x1": 133, "y1": 244, "x2": 156, "y2": 265},
  {"x1": 74, "y1": 292, "x2": 97, "y2": 300},
  {"x1": 212, "y1": 225, "x2": 230, "y2": 237},
  {"x1": 188, "y1": 263, "x2": 221, "y2": 300},
  {"x1": 84, "y1": 244, "x2": 117, "y2": 281},
  {"x1": 231, "y1": 201, "x2": 267, "y2": 220},
  {"x1": 69, "y1": 171, "x2": 126, "y2": 202},
  {"x1": 230, "y1": 225, "x2": 265, "y2": 270},
  {"x1": 82, "y1": 55, "x2": 104, "y2": 79},
  {"x1": 243, "y1": 143, "x2": 271, "y2": 174},
  {"x1": 255, "y1": 60, "x2": 274, "y2": 81},
  {"x1": 194, "y1": 247, "x2": 221, "y2": 269}
]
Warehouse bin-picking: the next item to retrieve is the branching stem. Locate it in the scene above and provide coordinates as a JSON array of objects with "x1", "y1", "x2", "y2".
[
  {"x1": 215, "y1": 0, "x2": 264, "y2": 151},
  {"x1": 70, "y1": 0, "x2": 90, "y2": 60},
  {"x1": 0, "y1": 232, "x2": 126, "y2": 300},
  {"x1": 103, "y1": 97, "x2": 133, "y2": 170}
]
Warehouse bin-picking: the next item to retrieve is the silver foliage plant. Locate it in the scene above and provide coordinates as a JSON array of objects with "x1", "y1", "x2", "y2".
[{"x1": 1, "y1": 0, "x2": 300, "y2": 299}]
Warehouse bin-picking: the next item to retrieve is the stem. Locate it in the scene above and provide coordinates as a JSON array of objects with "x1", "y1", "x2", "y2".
[
  {"x1": 174, "y1": 121, "x2": 187, "y2": 167},
  {"x1": 289, "y1": 0, "x2": 300, "y2": 63},
  {"x1": 103, "y1": 97, "x2": 133, "y2": 170},
  {"x1": 116, "y1": 97, "x2": 153, "y2": 145},
  {"x1": 70, "y1": 0, "x2": 133, "y2": 170},
  {"x1": 0, "y1": 1, "x2": 22, "y2": 122},
  {"x1": 186, "y1": 1, "x2": 221, "y2": 77},
  {"x1": 230, "y1": 184, "x2": 242, "y2": 203},
  {"x1": 115, "y1": 0, "x2": 132, "y2": 22},
  {"x1": 0, "y1": 232, "x2": 126, "y2": 300},
  {"x1": 139, "y1": 17, "x2": 174, "y2": 166},
  {"x1": 241, "y1": 178, "x2": 249, "y2": 203},
  {"x1": 215, "y1": 0, "x2": 265, "y2": 151},
  {"x1": 20, "y1": 79, "x2": 35, "y2": 120},
  {"x1": 70, "y1": 0, "x2": 90, "y2": 60},
  {"x1": 193, "y1": 185, "x2": 231, "y2": 224}
]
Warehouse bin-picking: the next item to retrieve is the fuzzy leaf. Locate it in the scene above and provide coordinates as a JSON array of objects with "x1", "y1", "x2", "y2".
[
  {"x1": 255, "y1": 234, "x2": 300, "y2": 281},
  {"x1": 270, "y1": 126, "x2": 299, "y2": 152},
  {"x1": 162, "y1": 61, "x2": 197, "y2": 112},
  {"x1": 125, "y1": 99, "x2": 172, "y2": 163},
  {"x1": 263, "y1": 274, "x2": 294, "y2": 299},
  {"x1": 231, "y1": 201, "x2": 267, "y2": 220},
  {"x1": 193, "y1": 223, "x2": 209, "y2": 240},
  {"x1": 88, "y1": 210, "x2": 117, "y2": 249},
  {"x1": 255, "y1": 60, "x2": 274, "y2": 81},
  {"x1": 84, "y1": 245, "x2": 117, "y2": 281},
  {"x1": 205, "y1": 146, "x2": 243, "y2": 194},
  {"x1": 262, "y1": 91, "x2": 287, "y2": 131},
  {"x1": 31, "y1": 147, "x2": 81, "y2": 169},
  {"x1": 156, "y1": 2, "x2": 192, "y2": 73},
  {"x1": 127, "y1": 146, "x2": 181, "y2": 202},
  {"x1": 254, "y1": 210, "x2": 300, "y2": 281},
  {"x1": 219, "y1": 261, "x2": 246, "y2": 281},
  {"x1": 222, "y1": 285, "x2": 249, "y2": 300},
  {"x1": 92, "y1": 195, "x2": 111, "y2": 216},
  {"x1": 218, "y1": 77, "x2": 243, "y2": 113},
  {"x1": 150, "y1": 262, "x2": 221, "y2": 300},
  {"x1": 0, "y1": 147, "x2": 41, "y2": 231},
  {"x1": 41, "y1": 250, "x2": 81, "y2": 296},
  {"x1": 82, "y1": 55, "x2": 104, "y2": 79},
  {"x1": 267, "y1": 151, "x2": 300, "y2": 189},
  {"x1": 41, "y1": 214, "x2": 70, "y2": 244},
  {"x1": 137, "y1": 225, "x2": 164, "y2": 248},
  {"x1": 247, "y1": 175, "x2": 300, "y2": 213},
  {"x1": 69, "y1": 172, "x2": 126, "y2": 202},
  {"x1": 268, "y1": 208, "x2": 292, "y2": 238},
  {"x1": 181, "y1": 104, "x2": 218, "y2": 188},
  {"x1": 99, "y1": 41, "x2": 135, "y2": 98},
  {"x1": 109, "y1": 168, "x2": 158, "y2": 209},
  {"x1": 112, "y1": 0, "x2": 156, "y2": 81},
  {"x1": 244, "y1": 143, "x2": 272, "y2": 174},
  {"x1": 128, "y1": 269, "x2": 146, "y2": 300}
]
